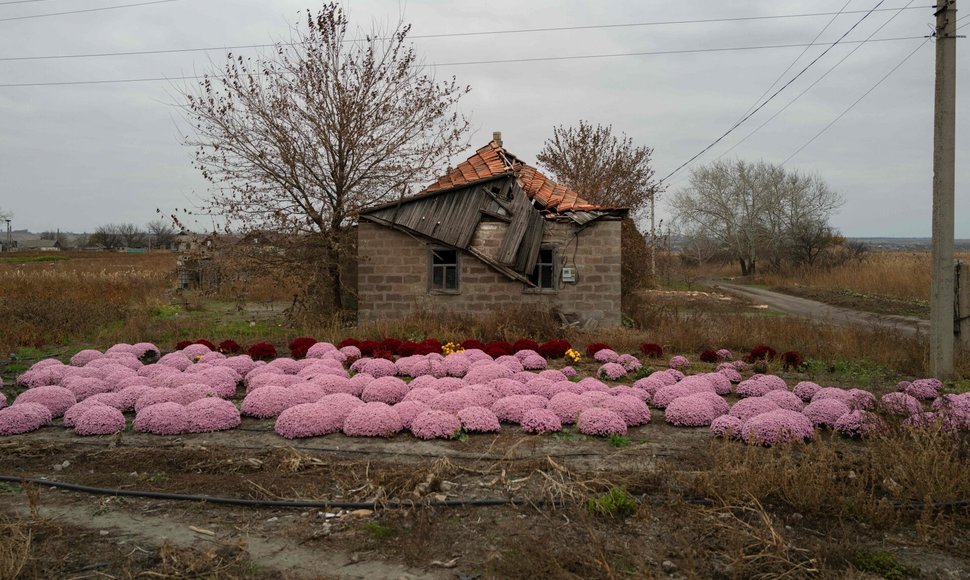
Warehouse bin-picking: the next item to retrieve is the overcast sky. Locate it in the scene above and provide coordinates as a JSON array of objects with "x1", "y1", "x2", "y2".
[{"x1": 0, "y1": 0, "x2": 966, "y2": 237}]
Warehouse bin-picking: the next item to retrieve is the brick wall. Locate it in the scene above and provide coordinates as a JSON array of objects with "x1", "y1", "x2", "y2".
[{"x1": 357, "y1": 218, "x2": 622, "y2": 327}]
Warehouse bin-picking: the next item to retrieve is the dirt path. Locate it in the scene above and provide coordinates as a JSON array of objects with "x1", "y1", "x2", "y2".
[{"x1": 709, "y1": 281, "x2": 930, "y2": 336}]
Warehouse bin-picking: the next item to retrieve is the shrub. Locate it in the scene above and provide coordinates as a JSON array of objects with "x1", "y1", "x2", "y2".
[
  {"x1": 193, "y1": 339, "x2": 216, "y2": 350},
  {"x1": 512, "y1": 339, "x2": 539, "y2": 353},
  {"x1": 410, "y1": 409, "x2": 461, "y2": 440},
  {"x1": 247, "y1": 342, "x2": 278, "y2": 361},
  {"x1": 485, "y1": 341, "x2": 513, "y2": 357},
  {"x1": 217, "y1": 339, "x2": 242, "y2": 354},
  {"x1": 781, "y1": 350, "x2": 804, "y2": 370},
  {"x1": 639, "y1": 343, "x2": 664, "y2": 358},
  {"x1": 461, "y1": 339, "x2": 486, "y2": 350},
  {"x1": 396, "y1": 341, "x2": 420, "y2": 356},
  {"x1": 699, "y1": 349, "x2": 719, "y2": 363},
  {"x1": 175, "y1": 340, "x2": 193, "y2": 351},
  {"x1": 379, "y1": 338, "x2": 402, "y2": 355},
  {"x1": 338, "y1": 338, "x2": 361, "y2": 349},
  {"x1": 288, "y1": 336, "x2": 318, "y2": 359},
  {"x1": 358, "y1": 340, "x2": 380, "y2": 356},
  {"x1": 585, "y1": 342, "x2": 611, "y2": 358},
  {"x1": 538, "y1": 339, "x2": 571, "y2": 359},
  {"x1": 749, "y1": 344, "x2": 778, "y2": 361},
  {"x1": 587, "y1": 487, "x2": 638, "y2": 517}
]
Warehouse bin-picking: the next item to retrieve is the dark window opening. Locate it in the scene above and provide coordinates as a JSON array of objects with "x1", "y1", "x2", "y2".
[
  {"x1": 431, "y1": 248, "x2": 459, "y2": 291},
  {"x1": 529, "y1": 248, "x2": 556, "y2": 289}
]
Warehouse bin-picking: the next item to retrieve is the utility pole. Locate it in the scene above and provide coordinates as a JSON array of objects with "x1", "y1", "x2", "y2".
[
  {"x1": 649, "y1": 191, "x2": 657, "y2": 280},
  {"x1": 930, "y1": 0, "x2": 957, "y2": 377}
]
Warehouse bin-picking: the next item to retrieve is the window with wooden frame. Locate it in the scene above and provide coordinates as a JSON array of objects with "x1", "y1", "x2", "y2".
[
  {"x1": 429, "y1": 248, "x2": 459, "y2": 292},
  {"x1": 528, "y1": 248, "x2": 557, "y2": 290}
]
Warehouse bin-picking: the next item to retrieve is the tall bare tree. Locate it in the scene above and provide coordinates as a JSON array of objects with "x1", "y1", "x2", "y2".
[
  {"x1": 146, "y1": 219, "x2": 176, "y2": 249},
  {"x1": 181, "y1": 4, "x2": 470, "y2": 311},
  {"x1": 536, "y1": 121, "x2": 660, "y2": 292},
  {"x1": 536, "y1": 121, "x2": 658, "y2": 214},
  {"x1": 671, "y1": 159, "x2": 843, "y2": 275}
]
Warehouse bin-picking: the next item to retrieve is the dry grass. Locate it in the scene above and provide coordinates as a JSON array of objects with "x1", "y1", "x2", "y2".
[
  {"x1": 756, "y1": 251, "x2": 970, "y2": 303},
  {"x1": 0, "y1": 517, "x2": 31, "y2": 580}
]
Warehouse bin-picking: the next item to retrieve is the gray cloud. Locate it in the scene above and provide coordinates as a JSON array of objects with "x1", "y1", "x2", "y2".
[{"x1": 0, "y1": 0, "x2": 965, "y2": 237}]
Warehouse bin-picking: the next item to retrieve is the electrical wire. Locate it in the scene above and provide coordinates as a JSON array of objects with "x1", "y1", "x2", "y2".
[
  {"x1": 657, "y1": 0, "x2": 890, "y2": 185},
  {"x1": 0, "y1": 5, "x2": 931, "y2": 61},
  {"x1": 0, "y1": 0, "x2": 177, "y2": 22},
  {"x1": 781, "y1": 13, "x2": 970, "y2": 165},
  {"x1": 0, "y1": 35, "x2": 926, "y2": 88},
  {"x1": 716, "y1": 0, "x2": 918, "y2": 162}
]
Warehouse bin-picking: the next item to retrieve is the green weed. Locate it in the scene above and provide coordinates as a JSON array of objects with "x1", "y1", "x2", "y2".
[
  {"x1": 853, "y1": 549, "x2": 917, "y2": 580},
  {"x1": 607, "y1": 434, "x2": 631, "y2": 448},
  {"x1": 586, "y1": 487, "x2": 638, "y2": 517},
  {"x1": 363, "y1": 521, "x2": 396, "y2": 540}
]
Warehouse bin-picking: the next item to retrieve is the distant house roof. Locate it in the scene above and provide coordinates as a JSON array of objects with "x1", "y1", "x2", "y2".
[{"x1": 422, "y1": 137, "x2": 623, "y2": 214}]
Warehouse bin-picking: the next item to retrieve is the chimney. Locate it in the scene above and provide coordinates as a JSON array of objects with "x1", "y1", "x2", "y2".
[{"x1": 492, "y1": 131, "x2": 502, "y2": 147}]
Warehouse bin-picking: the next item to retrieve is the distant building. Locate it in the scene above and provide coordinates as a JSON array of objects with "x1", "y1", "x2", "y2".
[{"x1": 16, "y1": 239, "x2": 60, "y2": 252}]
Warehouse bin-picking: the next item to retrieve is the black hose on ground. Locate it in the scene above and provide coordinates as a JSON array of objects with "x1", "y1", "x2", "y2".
[{"x1": 0, "y1": 475, "x2": 549, "y2": 510}]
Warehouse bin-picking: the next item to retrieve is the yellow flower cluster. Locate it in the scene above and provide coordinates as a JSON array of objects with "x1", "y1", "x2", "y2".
[
  {"x1": 442, "y1": 341, "x2": 464, "y2": 355},
  {"x1": 564, "y1": 348, "x2": 582, "y2": 364}
]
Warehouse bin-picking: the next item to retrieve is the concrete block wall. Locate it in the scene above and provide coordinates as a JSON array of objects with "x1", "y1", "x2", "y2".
[{"x1": 357, "y1": 218, "x2": 622, "y2": 326}]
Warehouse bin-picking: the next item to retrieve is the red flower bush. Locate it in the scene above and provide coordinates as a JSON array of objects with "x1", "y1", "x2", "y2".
[
  {"x1": 538, "y1": 339, "x2": 571, "y2": 359},
  {"x1": 639, "y1": 343, "x2": 664, "y2": 358},
  {"x1": 781, "y1": 351, "x2": 804, "y2": 370},
  {"x1": 175, "y1": 340, "x2": 193, "y2": 351},
  {"x1": 585, "y1": 342, "x2": 612, "y2": 358},
  {"x1": 372, "y1": 349, "x2": 396, "y2": 361},
  {"x1": 193, "y1": 339, "x2": 216, "y2": 351},
  {"x1": 749, "y1": 344, "x2": 778, "y2": 361},
  {"x1": 288, "y1": 337, "x2": 318, "y2": 359},
  {"x1": 485, "y1": 341, "x2": 513, "y2": 357},
  {"x1": 247, "y1": 342, "x2": 278, "y2": 361},
  {"x1": 379, "y1": 338, "x2": 402, "y2": 354},
  {"x1": 462, "y1": 339, "x2": 486, "y2": 351},
  {"x1": 699, "y1": 349, "x2": 719, "y2": 363},
  {"x1": 512, "y1": 339, "x2": 540, "y2": 353},
  {"x1": 218, "y1": 340, "x2": 242, "y2": 354},
  {"x1": 357, "y1": 340, "x2": 379, "y2": 356},
  {"x1": 339, "y1": 338, "x2": 361, "y2": 349},
  {"x1": 397, "y1": 341, "x2": 420, "y2": 357}
]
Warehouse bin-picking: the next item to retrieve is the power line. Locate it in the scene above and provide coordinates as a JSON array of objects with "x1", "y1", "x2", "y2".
[
  {"x1": 657, "y1": 0, "x2": 889, "y2": 185},
  {"x1": 716, "y1": 0, "x2": 917, "y2": 162},
  {"x1": 0, "y1": 0, "x2": 59, "y2": 5},
  {"x1": 0, "y1": 0, "x2": 177, "y2": 23},
  {"x1": 0, "y1": 5, "x2": 931, "y2": 61},
  {"x1": 737, "y1": 0, "x2": 852, "y2": 121},
  {"x1": 781, "y1": 38, "x2": 929, "y2": 165},
  {"x1": 0, "y1": 35, "x2": 927, "y2": 88}
]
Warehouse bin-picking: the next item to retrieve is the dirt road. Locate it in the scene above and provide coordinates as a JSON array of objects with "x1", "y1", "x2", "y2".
[{"x1": 709, "y1": 281, "x2": 930, "y2": 337}]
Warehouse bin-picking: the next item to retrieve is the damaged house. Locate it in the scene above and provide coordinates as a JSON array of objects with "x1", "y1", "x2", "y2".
[{"x1": 357, "y1": 133, "x2": 627, "y2": 327}]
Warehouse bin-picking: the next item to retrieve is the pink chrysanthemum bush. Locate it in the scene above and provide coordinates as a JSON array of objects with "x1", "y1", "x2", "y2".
[
  {"x1": 410, "y1": 410, "x2": 461, "y2": 440},
  {"x1": 342, "y1": 402, "x2": 403, "y2": 437},
  {"x1": 520, "y1": 408, "x2": 563, "y2": 434},
  {"x1": 186, "y1": 398, "x2": 241, "y2": 433},
  {"x1": 392, "y1": 400, "x2": 433, "y2": 429},
  {"x1": 491, "y1": 395, "x2": 548, "y2": 423},
  {"x1": 905, "y1": 378, "x2": 943, "y2": 400},
  {"x1": 547, "y1": 392, "x2": 589, "y2": 425},
  {"x1": 664, "y1": 393, "x2": 724, "y2": 427},
  {"x1": 74, "y1": 405, "x2": 126, "y2": 436},
  {"x1": 802, "y1": 399, "x2": 851, "y2": 428},
  {"x1": 360, "y1": 377, "x2": 409, "y2": 405},
  {"x1": 0, "y1": 403, "x2": 52, "y2": 435},
  {"x1": 729, "y1": 397, "x2": 781, "y2": 422},
  {"x1": 762, "y1": 389, "x2": 804, "y2": 412},
  {"x1": 520, "y1": 354, "x2": 547, "y2": 371},
  {"x1": 741, "y1": 409, "x2": 815, "y2": 446},
  {"x1": 793, "y1": 381, "x2": 822, "y2": 402},
  {"x1": 834, "y1": 410, "x2": 884, "y2": 438},
  {"x1": 597, "y1": 363, "x2": 627, "y2": 381},
  {"x1": 577, "y1": 407, "x2": 627, "y2": 437},
  {"x1": 593, "y1": 349, "x2": 619, "y2": 364},
  {"x1": 457, "y1": 406, "x2": 501, "y2": 433},
  {"x1": 14, "y1": 386, "x2": 76, "y2": 418},
  {"x1": 241, "y1": 386, "x2": 297, "y2": 418},
  {"x1": 599, "y1": 395, "x2": 652, "y2": 427},
  {"x1": 133, "y1": 402, "x2": 188, "y2": 435},
  {"x1": 718, "y1": 366, "x2": 742, "y2": 384},
  {"x1": 735, "y1": 375, "x2": 787, "y2": 398},
  {"x1": 710, "y1": 414, "x2": 743, "y2": 439},
  {"x1": 275, "y1": 403, "x2": 340, "y2": 439},
  {"x1": 879, "y1": 392, "x2": 923, "y2": 417},
  {"x1": 668, "y1": 355, "x2": 689, "y2": 370}
]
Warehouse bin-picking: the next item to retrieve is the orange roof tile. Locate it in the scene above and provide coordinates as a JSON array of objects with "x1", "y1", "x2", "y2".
[{"x1": 423, "y1": 140, "x2": 622, "y2": 214}]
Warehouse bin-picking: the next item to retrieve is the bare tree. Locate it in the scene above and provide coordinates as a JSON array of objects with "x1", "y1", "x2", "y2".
[
  {"x1": 90, "y1": 224, "x2": 123, "y2": 250},
  {"x1": 181, "y1": 4, "x2": 470, "y2": 311},
  {"x1": 116, "y1": 223, "x2": 147, "y2": 248},
  {"x1": 146, "y1": 219, "x2": 176, "y2": 249},
  {"x1": 535, "y1": 121, "x2": 660, "y2": 294},
  {"x1": 536, "y1": 121, "x2": 659, "y2": 214},
  {"x1": 670, "y1": 159, "x2": 843, "y2": 275}
]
